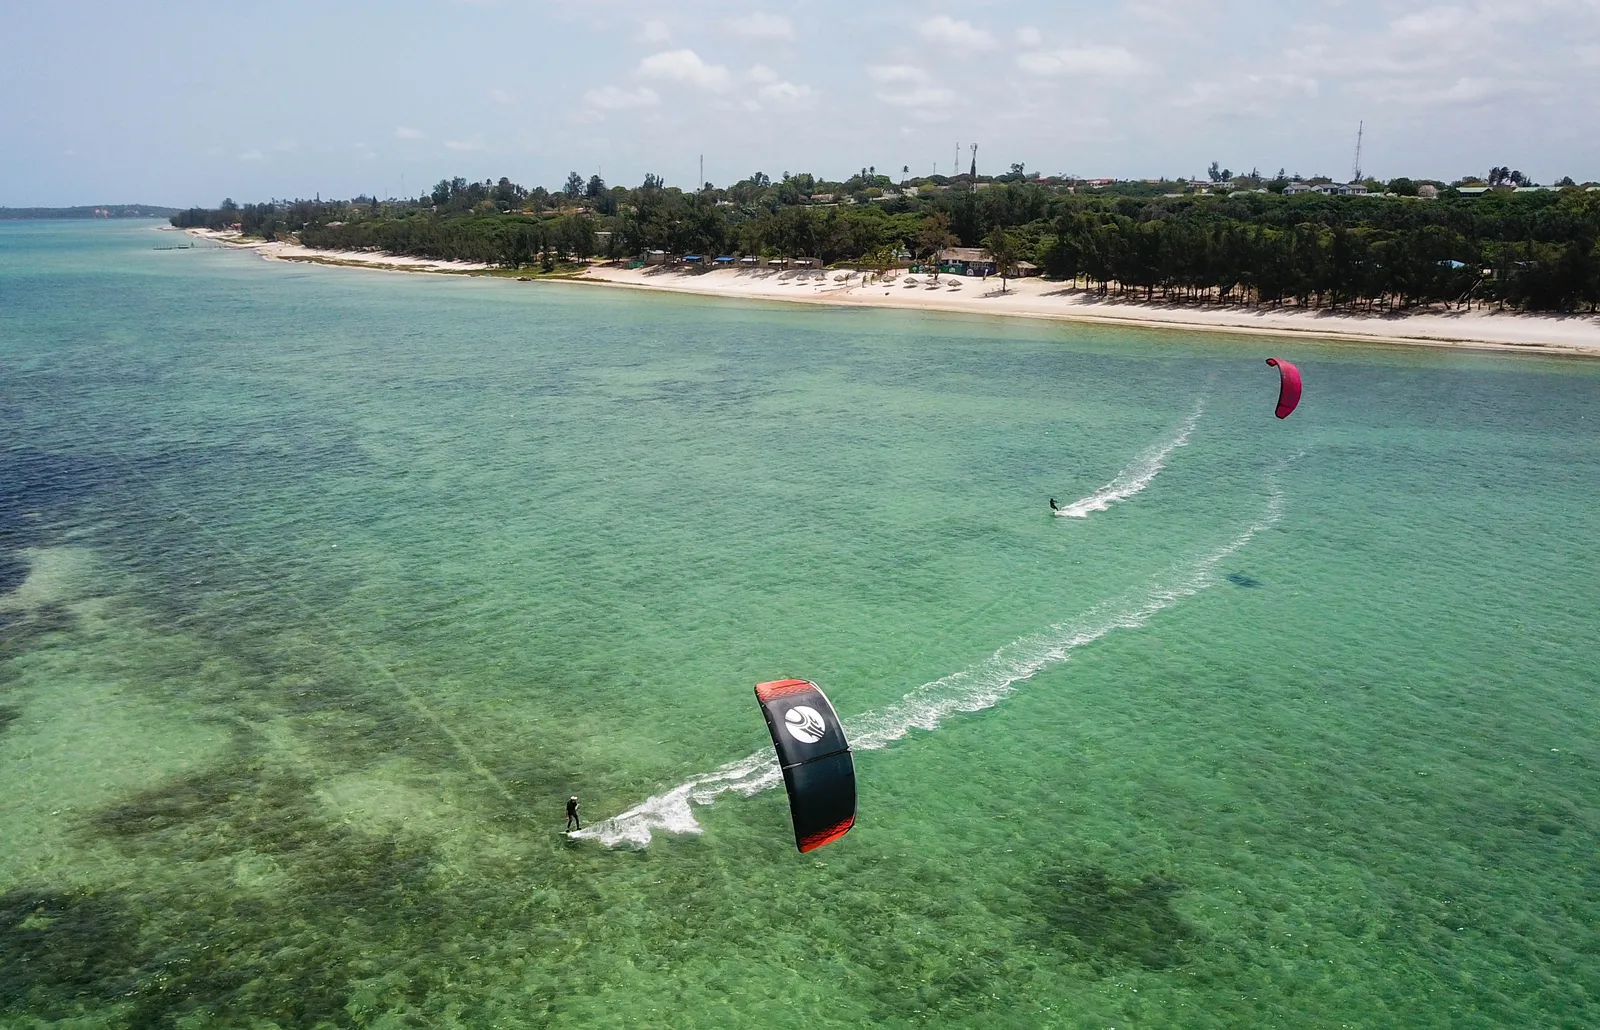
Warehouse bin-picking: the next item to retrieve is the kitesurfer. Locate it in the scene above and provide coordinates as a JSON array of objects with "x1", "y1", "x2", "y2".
[
  {"x1": 1049, "y1": 498, "x2": 1059, "y2": 511},
  {"x1": 565, "y1": 795, "x2": 581, "y2": 831}
]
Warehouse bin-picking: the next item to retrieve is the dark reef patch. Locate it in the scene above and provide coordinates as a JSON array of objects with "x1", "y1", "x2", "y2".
[
  {"x1": 1226, "y1": 572, "x2": 1263, "y2": 588},
  {"x1": 1030, "y1": 865, "x2": 1200, "y2": 972},
  {"x1": 0, "y1": 552, "x2": 26, "y2": 596},
  {"x1": 61, "y1": 753, "x2": 458, "y2": 1026},
  {"x1": 0, "y1": 602, "x2": 79, "y2": 671},
  {"x1": 0, "y1": 887, "x2": 145, "y2": 1016},
  {"x1": 0, "y1": 705, "x2": 19, "y2": 736}
]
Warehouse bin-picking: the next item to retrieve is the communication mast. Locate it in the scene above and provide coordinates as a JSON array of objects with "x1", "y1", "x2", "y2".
[
  {"x1": 969, "y1": 143, "x2": 977, "y2": 178},
  {"x1": 1352, "y1": 121, "x2": 1364, "y2": 183}
]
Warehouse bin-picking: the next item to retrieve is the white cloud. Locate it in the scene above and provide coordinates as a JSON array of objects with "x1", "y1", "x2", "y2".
[
  {"x1": 583, "y1": 84, "x2": 662, "y2": 110},
  {"x1": 876, "y1": 85, "x2": 956, "y2": 107},
  {"x1": 1016, "y1": 26, "x2": 1043, "y2": 47},
  {"x1": 489, "y1": 88, "x2": 513, "y2": 105},
  {"x1": 1017, "y1": 46, "x2": 1143, "y2": 76},
  {"x1": 237, "y1": 149, "x2": 263, "y2": 162},
  {"x1": 635, "y1": 19, "x2": 672, "y2": 44},
  {"x1": 759, "y1": 80, "x2": 814, "y2": 103},
  {"x1": 867, "y1": 63, "x2": 926, "y2": 84},
  {"x1": 917, "y1": 15, "x2": 996, "y2": 52},
  {"x1": 748, "y1": 64, "x2": 779, "y2": 83},
  {"x1": 395, "y1": 126, "x2": 426, "y2": 140},
  {"x1": 637, "y1": 49, "x2": 730, "y2": 89},
  {"x1": 444, "y1": 138, "x2": 487, "y2": 152},
  {"x1": 726, "y1": 13, "x2": 794, "y2": 40}
]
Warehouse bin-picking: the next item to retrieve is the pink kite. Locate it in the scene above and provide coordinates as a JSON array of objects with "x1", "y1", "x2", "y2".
[{"x1": 1265, "y1": 358, "x2": 1302, "y2": 419}]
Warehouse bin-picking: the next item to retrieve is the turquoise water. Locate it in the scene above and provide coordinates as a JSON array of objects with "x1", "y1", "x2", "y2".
[{"x1": 2, "y1": 220, "x2": 1598, "y2": 1028}]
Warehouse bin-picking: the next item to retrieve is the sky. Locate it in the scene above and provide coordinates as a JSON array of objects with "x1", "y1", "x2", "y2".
[{"x1": 3, "y1": 0, "x2": 1598, "y2": 206}]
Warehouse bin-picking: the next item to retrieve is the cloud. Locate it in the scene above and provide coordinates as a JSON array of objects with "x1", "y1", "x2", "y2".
[
  {"x1": 1017, "y1": 46, "x2": 1143, "y2": 76},
  {"x1": 237, "y1": 149, "x2": 263, "y2": 162},
  {"x1": 635, "y1": 19, "x2": 671, "y2": 44},
  {"x1": 488, "y1": 88, "x2": 513, "y2": 105},
  {"x1": 395, "y1": 126, "x2": 426, "y2": 140},
  {"x1": 1016, "y1": 26, "x2": 1043, "y2": 47},
  {"x1": 876, "y1": 86, "x2": 956, "y2": 107},
  {"x1": 583, "y1": 85, "x2": 662, "y2": 110},
  {"x1": 444, "y1": 138, "x2": 487, "y2": 152},
  {"x1": 867, "y1": 64, "x2": 926, "y2": 84},
  {"x1": 867, "y1": 63, "x2": 952, "y2": 107},
  {"x1": 637, "y1": 49, "x2": 730, "y2": 89},
  {"x1": 759, "y1": 80, "x2": 814, "y2": 103},
  {"x1": 748, "y1": 64, "x2": 779, "y2": 83},
  {"x1": 726, "y1": 13, "x2": 794, "y2": 39},
  {"x1": 917, "y1": 15, "x2": 996, "y2": 52}
]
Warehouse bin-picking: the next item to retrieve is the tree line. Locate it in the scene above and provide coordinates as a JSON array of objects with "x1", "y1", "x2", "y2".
[{"x1": 172, "y1": 171, "x2": 1600, "y2": 312}]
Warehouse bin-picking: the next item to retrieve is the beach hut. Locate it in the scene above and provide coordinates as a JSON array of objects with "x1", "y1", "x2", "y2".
[{"x1": 936, "y1": 247, "x2": 996, "y2": 276}]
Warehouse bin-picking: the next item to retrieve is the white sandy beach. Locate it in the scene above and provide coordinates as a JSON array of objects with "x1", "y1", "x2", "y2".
[
  {"x1": 184, "y1": 228, "x2": 491, "y2": 273},
  {"x1": 184, "y1": 229, "x2": 1600, "y2": 355},
  {"x1": 580, "y1": 265, "x2": 1600, "y2": 356}
]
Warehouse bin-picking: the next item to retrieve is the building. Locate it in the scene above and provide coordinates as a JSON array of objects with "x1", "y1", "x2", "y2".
[
  {"x1": 1284, "y1": 182, "x2": 1314, "y2": 195},
  {"x1": 936, "y1": 247, "x2": 996, "y2": 276},
  {"x1": 1417, "y1": 184, "x2": 1440, "y2": 200}
]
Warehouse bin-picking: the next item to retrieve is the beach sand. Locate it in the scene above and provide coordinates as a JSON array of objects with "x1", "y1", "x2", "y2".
[
  {"x1": 580, "y1": 265, "x2": 1600, "y2": 356},
  {"x1": 184, "y1": 229, "x2": 1600, "y2": 354},
  {"x1": 185, "y1": 228, "x2": 491, "y2": 273}
]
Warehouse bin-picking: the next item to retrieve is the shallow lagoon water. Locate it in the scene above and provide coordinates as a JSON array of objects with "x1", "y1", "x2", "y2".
[{"x1": 2, "y1": 221, "x2": 1598, "y2": 1028}]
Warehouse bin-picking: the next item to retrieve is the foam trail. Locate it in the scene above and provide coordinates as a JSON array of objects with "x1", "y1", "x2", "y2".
[
  {"x1": 573, "y1": 485, "x2": 1283, "y2": 849},
  {"x1": 1054, "y1": 400, "x2": 1204, "y2": 518}
]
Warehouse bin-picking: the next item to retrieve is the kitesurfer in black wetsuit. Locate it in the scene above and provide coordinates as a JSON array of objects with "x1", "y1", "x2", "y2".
[
  {"x1": 1049, "y1": 498, "x2": 1059, "y2": 511},
  {"x1": 566, "y1": 795, "x2": 581, "y2": 831}
]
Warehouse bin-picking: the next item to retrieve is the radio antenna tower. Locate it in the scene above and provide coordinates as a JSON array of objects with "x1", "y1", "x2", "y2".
[
  {"x1": 954, "y1": 142, "x2": 960, "y2": 178},
  {"x1": 1352, "y1": 121, "x2": 1364, "y2": 183},
  {"x1": 969, "y1": 143, "x2": 977, "y2": 178}
]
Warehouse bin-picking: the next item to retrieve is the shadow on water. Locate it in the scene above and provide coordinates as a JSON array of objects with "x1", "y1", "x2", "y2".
[
  {"x1": 1029, "y1": 865, "x2": 1201, "y2": 973},
  {"x1": 0, "y1": 705, "x2": 19, "y2": 737},
  {"x1": 1226, "y1": 572, "x2": 1263, "y2": 588}
]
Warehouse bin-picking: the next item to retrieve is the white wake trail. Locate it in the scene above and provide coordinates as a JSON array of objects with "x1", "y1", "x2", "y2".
[
  {"x1": 572, "y1": 485, "x2": 1283, "y2": 850},
  {"x1": 1054, "y1": 400, "x2": 1204, "y2": 518}
]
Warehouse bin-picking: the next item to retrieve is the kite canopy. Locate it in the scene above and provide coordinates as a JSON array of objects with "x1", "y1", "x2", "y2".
[
  {"x1": 754, "y1": 679, "x2": 856, "y2": 852},
  {"x1": 1265, "y1": 358, "x2": 1302, "y2": 419}
]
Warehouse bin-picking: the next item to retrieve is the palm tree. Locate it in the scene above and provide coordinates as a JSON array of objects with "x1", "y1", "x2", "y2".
[{"x1": 984, "y1": 227, "x2": 1019, "y2": 293}]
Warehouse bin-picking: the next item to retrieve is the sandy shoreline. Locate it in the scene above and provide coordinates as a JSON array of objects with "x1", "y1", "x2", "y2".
[
  {"x1": 183, "y1": 229, "x2": 1600, "y2": 355},
  {"x1": 581, "y1": 266, "x2": 1600, "y2": 356}
]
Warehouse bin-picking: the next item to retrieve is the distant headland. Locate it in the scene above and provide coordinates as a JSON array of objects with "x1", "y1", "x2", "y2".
[{"x1": 1, "y1": 205, "x2": 179, "y2": 220}]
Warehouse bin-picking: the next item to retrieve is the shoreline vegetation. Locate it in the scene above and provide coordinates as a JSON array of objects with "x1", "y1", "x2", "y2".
[
  {"x1": 172, "y1": 165, "x2": 1600, "y2": 354},
  {"x1": 184, "y1": 227, "x2": 1600, "y2": 356}
]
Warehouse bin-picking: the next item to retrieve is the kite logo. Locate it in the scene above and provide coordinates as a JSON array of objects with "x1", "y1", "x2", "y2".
[{"x1": 783, "y1": 705, "x2": 827, "y2": 744}]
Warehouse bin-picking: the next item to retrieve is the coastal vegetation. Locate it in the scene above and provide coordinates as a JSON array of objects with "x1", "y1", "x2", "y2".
[{"x1": 173, "y1": 170, "x2": 1600, "y2": 312}]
